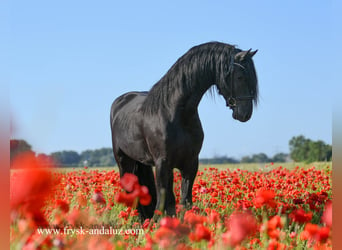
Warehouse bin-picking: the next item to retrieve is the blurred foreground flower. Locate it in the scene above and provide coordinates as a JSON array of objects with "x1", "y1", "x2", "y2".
[
  {"x1": 264, "y1": 215, "x2": 284, "y2": 240},
  {"x1": 223, "y1": 211, "x2": 258, "y2": 247},
  {"x1": 184, "y1": 210, "x2": 206, "y2": 227},
  {"x1": 10, "y1": 153, "x2": 57, "y2": 227},
  {"x1": 253, "y1": 189, "x2": 277, "y2": 208},
  {"x1": 289, "y1": 208, "x2": 312, "y2": 224},
  {"x1": 115, "y1": 173, "x2": 152, "y2": 207},
  {"x1": 153, "y1": 217, "x2": 190, "y2": 248},
  {"x1": 92, "y1": 188, "x2": 106, "y2": 205},
  {"x1": 322, "y1": 201, "x2": 332, "y2": 227},
  {"x1": 301, "y1": 223, "x2": 330, "y2": 244},
  {"x1": 189, "y1": 224, "x2": 211, "y2": 242}
]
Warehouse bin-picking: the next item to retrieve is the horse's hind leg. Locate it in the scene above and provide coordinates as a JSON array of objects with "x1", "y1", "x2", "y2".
[
  {"x1": 155, "y1": 160, "x2": 176, "y2": 216},
  {"x1": 135, "y1": 162, "x2": 157, "y2": 220},
  {"x1": 180, "y1": 158, "x2": 199, "y2": 209},
  {"x1": 114, "y1": 149, "x2": 157, "y2": 220},
  {"x1": 115, "y1": 149, "x2": 136, "y2": 177}
]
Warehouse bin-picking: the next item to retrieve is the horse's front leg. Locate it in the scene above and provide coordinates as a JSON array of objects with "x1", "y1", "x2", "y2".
[
  {"x1": 155, "y1": 159, "x2": 176, "y2": 216},
  {"x1": 180, "y1": 158, "x2": 199, "y2": 209}
]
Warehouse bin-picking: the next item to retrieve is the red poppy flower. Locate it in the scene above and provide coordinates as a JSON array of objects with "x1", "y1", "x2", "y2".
[
  {"x1": 208, "y1": 209, "x2": 220, "y2": 224},
  {"x1": 76, "y1": 191, "x2": 88, "y2": 207},
  {"x1": 120, "y1": 173, "x2": 139, "y2": 192},
  {"x1": 223, "y1": 211, "x2": 258, "y2": 247},
  {"x1": 321, "y1": 201, "x2": 332, "y2": 227},
  {"x1": 268, "y1": 239, "x2": 285, "y2": 250},
  {"x1": 253, "y1": 189, "x2": 276, "y2": 208},
  {"x1": 267, "y1": 216, "x2": 283, "y2": 231},
  {"x1": 10, "y1": 153, "x2": 55, "y2": 210},
  {"x1": 118, "y1": 210, "x2": 129, "y2": 220},
  {"x1": 92, "y1": 190, "x2": 106, "y2": 205},
  {"x1": 317, "y1": 227, "x2": 330, "y2": 243},
  {"x1": 184, "y1": 211, "x2": 206, "y2": 227},
  {"x1": 115, "y1": 192, "x2": 136, "y2": 207},
  {"x1": 210, "y1": 197, "x2": 219, "y2": 204},
  {"x1": 56, "y1": 200, "x2": 69, "y2": 213},
  {"x1": 160, "y1": 217, "x2": 180, "y2": 229},
  {"x1": 289, "y1": 209, "x2": 312, "y2": 224},
  {"x1": 301, "y1": 223, "x2": 319, "y2": 240},
  {"x1": 189, "y1": 224, "x2": 211, "y2": 242},
  {"x1": 10, "y1": 153, "x2": 56, "y2": 227},
  {"x1": 301, "y1": 223, "x2": 331, "y2": 243},
  {"x1": 153, "y1": 227, "x2": 177, "y2": 248},
  {"x1": 159, "y1": 217, "x2": 190, "y2": 237},
  {"x1": 293, "y1": 198, "x2": 304, "y2": 204},
  {"x1": 138, "y1": 185, "x2": 152, "y2": 205},
  {"x1": 66, "y1": 209, "x2": 83, "y2": 226}
]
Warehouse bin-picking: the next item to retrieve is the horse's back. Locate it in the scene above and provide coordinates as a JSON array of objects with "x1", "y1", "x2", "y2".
[{"x1": 110, "y1": 91, "x2": 148, "y2": 120}]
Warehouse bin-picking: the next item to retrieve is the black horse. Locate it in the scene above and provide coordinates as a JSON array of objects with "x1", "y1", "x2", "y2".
[{"x1": 110, "y1": 42, "x2": 258, "y2": 220}]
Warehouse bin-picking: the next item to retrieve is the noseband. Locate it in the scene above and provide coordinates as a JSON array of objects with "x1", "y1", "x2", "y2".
[{"x1": 226, "y1": 60, "x2": 255, "y2": 109}]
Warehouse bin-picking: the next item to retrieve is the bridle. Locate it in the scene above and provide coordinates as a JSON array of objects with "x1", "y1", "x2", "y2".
[{"x1": 226, "y1": 59, "x2": 255, "y2": 109}]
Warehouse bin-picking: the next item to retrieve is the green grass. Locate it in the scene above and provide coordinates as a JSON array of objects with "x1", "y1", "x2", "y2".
[
  {"x1": 199, "y1": 161, "x2": 331, "y2": 171},
  {"x1": 52, "y1": 161, "x2": 331, "y2": 172}
]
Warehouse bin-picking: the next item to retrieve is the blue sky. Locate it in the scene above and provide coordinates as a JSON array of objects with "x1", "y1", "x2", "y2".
[{"x1": 9, "y1": 1, "x2": 335, "y2": 159}]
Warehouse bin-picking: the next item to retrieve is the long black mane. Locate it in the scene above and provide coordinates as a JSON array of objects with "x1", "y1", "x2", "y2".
[{"x1": 141, "y1": 42, "x2": 258, "y2": 114}]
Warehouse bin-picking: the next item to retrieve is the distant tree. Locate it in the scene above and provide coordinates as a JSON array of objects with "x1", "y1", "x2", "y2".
[
  {"x1": 10, "y1": 139, "x2": 34, "y2": 162},
  {"x1": 271, "y1": 153, "x2": 289, "y2": 163},
  {"x1": 252, "y1": 153, "x2": 270, "y2": 163},
  {"x1": 240, "y1": 156, "x2": 252, "y2": 163},
  {"x1": 289, "y1": 135, "x2": 310, "y2": 162},
  {"x1": 80, "y1": 150, "x2": 93, "y2": 165},
  {"x1": 307, "y1": 140, "x2": 332, "y2": 162},
  {"x1": 99, "y1": 154, "x2": 116, "y2": 166},
  {"x1": 80, "y1": 148, "x2": 116, "y2": 166},
  {"x1": 51, "y1": 151, "x2": 81, "y2": 166},
  {"x1": 200, "y1": 155, "x2": 238, "y2": 164},
  {"x1": 289, "y1": 135, "x2": 331, "y2": 162}
]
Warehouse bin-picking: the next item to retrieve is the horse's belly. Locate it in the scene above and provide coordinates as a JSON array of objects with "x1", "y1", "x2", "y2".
[{"x1": 112, "y1": 120, "x2": 154, "y2": 165}]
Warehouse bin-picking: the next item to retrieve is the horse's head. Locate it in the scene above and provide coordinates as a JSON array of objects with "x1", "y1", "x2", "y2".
[{"x1": 217, "y1": 49, "x2": 258, "y2": 122}]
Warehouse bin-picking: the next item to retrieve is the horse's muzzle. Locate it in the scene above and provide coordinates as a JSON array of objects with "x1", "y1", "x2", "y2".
[{"x1": 232, "y1": 107, "x2": 252, "y2": 122}]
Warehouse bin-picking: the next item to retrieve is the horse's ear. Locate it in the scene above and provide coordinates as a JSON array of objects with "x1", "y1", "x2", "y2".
[
  {"x1": 249, "y1": 49, "x2": 258, "y2": 57},
  {"x1": 235, "y1": 49, "x2": 258, "y2": 61},
  {"x1": 234, "y1": 50, "x2": 250, "y2": 61}
]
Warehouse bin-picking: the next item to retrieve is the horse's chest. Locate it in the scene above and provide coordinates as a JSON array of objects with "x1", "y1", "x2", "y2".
[
  {"x1": 143, "y1": 114, "x2": 204, "y2": 160},
  {"x1": 166, "y1": 123, "x2": 204, "y2": 154}
]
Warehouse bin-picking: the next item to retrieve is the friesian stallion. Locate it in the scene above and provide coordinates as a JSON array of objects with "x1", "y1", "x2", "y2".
[{"x1": 110, "y1": 42, "x2": 258, "y2": 220}]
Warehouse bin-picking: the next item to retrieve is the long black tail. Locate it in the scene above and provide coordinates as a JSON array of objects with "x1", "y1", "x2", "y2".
[{"x1": 134, "y1": 162, "x2": 157, "y2": 220}]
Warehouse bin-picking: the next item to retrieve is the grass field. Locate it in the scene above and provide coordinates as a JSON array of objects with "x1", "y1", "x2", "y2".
[
  {"x1": 10, "y1": 159, "x2": 332, "y2": 249},
  {"x1": 54, "y1": 161, "x2": 331, "y2": 172}
]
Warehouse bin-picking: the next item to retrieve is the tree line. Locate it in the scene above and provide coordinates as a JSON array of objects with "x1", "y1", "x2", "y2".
[
  {"x1": 10, "y1": 135, "x2": 331, "y2": 168},
  {"x1": 289, "y1": 135, "x2": 332, "y2": 162},
  {"x1": 199, "y1": 152, "x2": 289, "y2": 164},
  {"x1": 10, "y1": 140, "x2": 115, "y2": 167}
]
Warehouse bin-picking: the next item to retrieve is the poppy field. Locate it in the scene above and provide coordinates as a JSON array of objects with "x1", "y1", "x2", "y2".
[{"x1": 10, "y1": 154, "x2": 332, "y2": 249}]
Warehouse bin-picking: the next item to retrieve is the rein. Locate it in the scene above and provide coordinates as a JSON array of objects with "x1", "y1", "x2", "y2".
[{"x1": 226, "y1": 59, "x2": 255, "y2": 109}]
